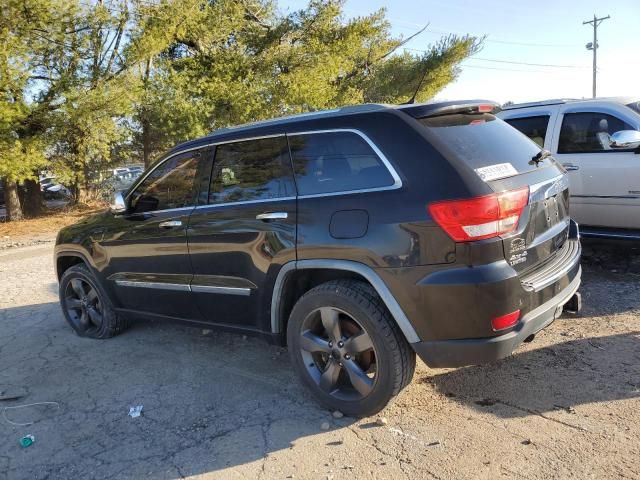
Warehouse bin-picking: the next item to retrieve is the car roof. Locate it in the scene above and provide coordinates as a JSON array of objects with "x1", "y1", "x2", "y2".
[
  {"x1": 502, "y1": 96, "x2": 640, "y2": 111},
  {"x1": 167, "y1": 99, "x2": 498, "y2": 156}
]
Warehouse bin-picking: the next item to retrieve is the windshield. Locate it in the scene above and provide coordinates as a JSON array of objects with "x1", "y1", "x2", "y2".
[{"x1": 418, "y1": 113, "x2": 549, "y2": 178}]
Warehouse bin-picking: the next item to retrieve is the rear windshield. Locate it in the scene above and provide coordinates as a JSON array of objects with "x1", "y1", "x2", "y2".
[
  {"x1": 418, "y1": 113, "x2": 545, "y2": 178},
  {"x1": 627, "y1": 101, "x2": 640, "y2": 115}
]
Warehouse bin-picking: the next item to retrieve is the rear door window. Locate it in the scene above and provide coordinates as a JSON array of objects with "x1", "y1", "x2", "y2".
[
  {"x1": 504, "y1": 115, "x2": 550, "y2": 147},
  {"x1": 558, "y1": 112, "x2": 635, "y2": 153},
  {"x1": 209, "y1": 136, "x2": 295, "y2": 204},
  {"x1": 288, "y1": 131, "x2": 395, "y2": 195},
  {"x1": 418, "y1": 114, "x2": 543, "y2": 177}
]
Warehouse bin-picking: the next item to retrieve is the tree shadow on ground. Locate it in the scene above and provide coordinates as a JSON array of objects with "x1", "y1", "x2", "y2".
[{"x1": 426, "y1": 332, "x2": 640, "y2": 418}]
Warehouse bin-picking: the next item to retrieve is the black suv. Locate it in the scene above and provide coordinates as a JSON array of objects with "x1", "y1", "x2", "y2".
[{"x1": 55, "y1": 101, "x2": 582, "y2": 416}]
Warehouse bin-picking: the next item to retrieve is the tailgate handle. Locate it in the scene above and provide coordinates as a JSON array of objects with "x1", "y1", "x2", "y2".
[
  {"x1": 256, "y1": 212, "x2": 288, "y2": 220},
  {"x1": 562, "y1": 163, "x2": 580, "y2": 171}
]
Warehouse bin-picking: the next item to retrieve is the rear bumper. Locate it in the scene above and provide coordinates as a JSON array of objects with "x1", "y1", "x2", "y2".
[{"x1": 411, "y1": 266, "x2": 581, "y2": 368}]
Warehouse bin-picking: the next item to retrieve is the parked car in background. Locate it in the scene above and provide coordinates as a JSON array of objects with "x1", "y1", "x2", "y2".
[
  {"x1": 55, "y1": 100, "x2": 581, "y2": 416},
  {"x1": 498, "y1": 97, "x2": 640, "y2": 239},
  {"x1": 40, "y1": 176, "x2": 71, "y2": 200}
]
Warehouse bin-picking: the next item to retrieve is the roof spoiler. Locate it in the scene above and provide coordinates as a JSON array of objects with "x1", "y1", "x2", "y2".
[{"x1": 397, "y1": 100, "x2": 501, "y2": 119}]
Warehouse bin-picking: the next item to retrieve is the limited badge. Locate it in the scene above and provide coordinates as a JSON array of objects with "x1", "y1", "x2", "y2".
[{"x1": 474, "y1": 163, "x2": 518, "y2": 182}]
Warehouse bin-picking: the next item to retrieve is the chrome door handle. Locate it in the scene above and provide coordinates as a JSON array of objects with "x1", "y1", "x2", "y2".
[
  {"x1": 256, "y1": 212, "x2": 288, "y2": 220},
  {"x1": 158, "y1": 220, "x2": 183, "y2": 228},
  {"x1": 562, "y1": 163, "x2": 580, "y2": 171}
]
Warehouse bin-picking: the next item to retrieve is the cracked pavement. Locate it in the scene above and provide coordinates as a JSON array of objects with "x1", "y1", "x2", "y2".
[{"x1": 0, "y1": 241, "x2": 639, "y2": 479}]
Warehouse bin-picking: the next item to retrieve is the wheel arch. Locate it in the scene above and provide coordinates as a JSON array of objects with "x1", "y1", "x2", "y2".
[
  {"x1": 271, "y1": 259, "x2": 420, "y2": 344},
  {"x1": 55, "y1": 250, "x2": 93, "y2": 280}
]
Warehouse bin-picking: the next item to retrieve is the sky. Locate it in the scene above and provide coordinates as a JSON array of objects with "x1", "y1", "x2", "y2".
[{"x1": 278, "y1": 0, "x2": 640, "y2": 104}]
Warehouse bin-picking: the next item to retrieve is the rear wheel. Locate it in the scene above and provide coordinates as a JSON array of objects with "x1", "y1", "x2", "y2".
[
  {"x1": 287, "y1": 280, "x2": 415, "y2": 417},
  {"x1": 59, "y1": 264, "x2": 129, "y2": 339}
]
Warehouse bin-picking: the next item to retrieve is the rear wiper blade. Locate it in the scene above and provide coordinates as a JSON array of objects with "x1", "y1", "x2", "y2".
[{"x1": 530, "y1": 149, "x2": 552, "y2": 166}]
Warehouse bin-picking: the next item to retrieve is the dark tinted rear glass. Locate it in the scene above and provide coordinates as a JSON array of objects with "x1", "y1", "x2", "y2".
[
  {"x1": 418, "y1": 114, "x2": 543, "y2": 176},
  {"x1": 288, "y1": 131, "x2": 395, "y2": 195}
]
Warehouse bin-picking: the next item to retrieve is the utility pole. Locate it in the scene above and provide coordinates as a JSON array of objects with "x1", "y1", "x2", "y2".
[{"x1": 583, "y1": 14, "x2": 610, "y2": 98}]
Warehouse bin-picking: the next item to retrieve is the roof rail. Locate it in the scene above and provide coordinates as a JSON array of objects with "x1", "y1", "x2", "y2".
[
  {"x1": 209, "y1": 103, "x2": 388, "y2": 135},
  {"x1": 501, "y1": 99, "x2": 577, "y2": 110}
]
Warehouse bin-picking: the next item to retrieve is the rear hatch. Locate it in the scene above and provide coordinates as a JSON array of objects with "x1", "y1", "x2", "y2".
[{"x1": 413, "y1": 104, "x2": 571, "y2": 274}]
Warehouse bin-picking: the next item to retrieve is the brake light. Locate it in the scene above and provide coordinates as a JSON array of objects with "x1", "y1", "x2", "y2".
[
  {"x1": 477, "y1": 104, "x2": 495, "y2": 113},
  {"x1": 428, "y1": 187, "x2": 529, "y2": 242},
  {"x1": 491, "y1": 310, "x2": 520, "y2": 331}
]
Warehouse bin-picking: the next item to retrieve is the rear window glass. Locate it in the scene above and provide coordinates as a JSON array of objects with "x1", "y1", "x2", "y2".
[
  {"x1": 418, "y1": 114, "x2": 543, "y2": 176},
  {"x1": 288, "y1": 131, "x2": 395, "y2": 195}
]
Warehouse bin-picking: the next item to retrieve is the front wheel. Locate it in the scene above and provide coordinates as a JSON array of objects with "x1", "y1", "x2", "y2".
[
  {"x1": 287, "y1": 280, "x2": 416, "y2": 417},
  {"x1": 59, "y1": 264, "x2": 129, "y2": 339}
]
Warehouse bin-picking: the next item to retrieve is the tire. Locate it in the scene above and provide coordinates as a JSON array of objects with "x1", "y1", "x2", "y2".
[
  {"x1": 59, "y1": 264, "x2": 129, "y2": 339},
  {"x1": 287, "y1": 279, "x2": 416, "y2": 417}
]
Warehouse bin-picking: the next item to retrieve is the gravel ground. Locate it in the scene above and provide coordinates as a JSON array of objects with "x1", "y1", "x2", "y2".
[{"x1": 0, "y1": 240, "x2": 639, "y2": 480}]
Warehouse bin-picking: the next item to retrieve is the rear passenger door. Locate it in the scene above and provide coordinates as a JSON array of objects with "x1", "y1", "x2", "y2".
[
  {"x1": 186, "y1": 135, "x2": 297, "y2": 332},
  {"x1": 552, "y1": 110, "x2": 640, "y2": 228},
  {"x1": 288, "y1": 129, "x2": 401, "y2": 263}
]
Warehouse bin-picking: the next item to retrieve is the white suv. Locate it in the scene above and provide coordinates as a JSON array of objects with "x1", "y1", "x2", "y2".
[{"x1": 498, "y1": 97, "x2": 640, "y2": 238}]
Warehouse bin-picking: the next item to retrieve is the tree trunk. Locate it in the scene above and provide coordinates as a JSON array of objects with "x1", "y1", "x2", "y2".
[
  {"x1": 142, "y1": 115, "x2": 152, "y2": 168},
  {"x1": 4, "y1": 181, "x2": 24, "y2": 221},
  {"x1": 22, "y1": 179, "x2": 45, "y2": 216}
]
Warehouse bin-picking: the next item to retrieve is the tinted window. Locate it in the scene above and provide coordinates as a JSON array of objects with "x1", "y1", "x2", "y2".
[
  {"x1": 504, "y1": 115, "x2": 550, "y2": 147},
  {"x1": 558, "y1": 112, "x2": 634, "y2": 153},
  {"x1": 627, "y1": 101, "x2": 640, "y2": 115},
  {"x1": 288, "y1": 131, "x2": 394, "y2": 195},
  {"x1": 418, "y1": 114, "x2": 543, "y2": 175},
  {"x1": 131, "y1": 153, "x2": 199, "y2": 213},
  {"x1": 209, "y1": 136, "x2": 294, "y2": 204}
]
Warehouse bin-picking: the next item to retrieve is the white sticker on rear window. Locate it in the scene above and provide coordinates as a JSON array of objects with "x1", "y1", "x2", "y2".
[{"x1": 474, "y1": 163, "x2": 519, "y2": 182}]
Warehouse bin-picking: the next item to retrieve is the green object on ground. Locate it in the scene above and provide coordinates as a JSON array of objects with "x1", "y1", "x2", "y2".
[{"x1": 19, "y1": 435, "x2": 35, "y2": 448}]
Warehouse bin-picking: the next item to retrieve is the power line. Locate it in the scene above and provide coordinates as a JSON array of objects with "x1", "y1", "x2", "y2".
[{"x1": 403, "y1": 47, "x2": 589, "y2": 69}]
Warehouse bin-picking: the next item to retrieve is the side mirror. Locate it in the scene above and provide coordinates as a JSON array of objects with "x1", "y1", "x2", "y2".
[
  {"x1": 110, "y1": 191, "x2": 127, "y2": 214},
  {"x1": 610, "y1": 130, "x2": 640, "y2": 149}
]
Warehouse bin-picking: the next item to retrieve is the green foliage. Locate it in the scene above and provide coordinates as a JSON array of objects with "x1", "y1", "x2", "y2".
[{"x1": 1, "y1": 0, "x2": 482, "y2": 206}]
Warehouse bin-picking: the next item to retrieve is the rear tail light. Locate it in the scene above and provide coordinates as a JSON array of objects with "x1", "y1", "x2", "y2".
[
  {"x1": 491, "y1": 310, "x2": 521, "y2": 331},
  {"x1": 428, "y1": 187, "x2": 529, "y2": 242}
]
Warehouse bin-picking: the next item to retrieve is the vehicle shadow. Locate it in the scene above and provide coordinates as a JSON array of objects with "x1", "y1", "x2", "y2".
[
  {"x1": 426, "y1": 332, "x2": 640, "y2": 418},
  {"x1": 0, "y1": 301, "x2": 354, "y2": 479}
]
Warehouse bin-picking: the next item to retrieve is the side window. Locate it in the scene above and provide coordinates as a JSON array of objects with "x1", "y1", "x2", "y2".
[
  {"x1": 558, "y1": 112, "x2": 634, "y2": 153},
  {"x1": 130, "y1": 153, "x2": 199, "y2": 213},
  {"x1": 209, "y1": 136, "x2": 294, "y2": 204},
  {"x1": 504, "y1": 115, "x2": 550, "y2": 147},
  {"x1": 288, "y1": 131, "x2": 395, "y2": 196}
]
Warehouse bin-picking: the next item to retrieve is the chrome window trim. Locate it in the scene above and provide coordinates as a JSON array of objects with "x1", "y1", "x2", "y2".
[
  {"x1": 128, "y1": 128, "x2": 403, "y2": 212},
  {"x1": 126, "y1": 134, "x2": 288, "y2": 214},
  {"x1": 194, "y1": 196, "x2": 296, "y2": 210},
  {"x1": 287, "y1": 128, "x2": 403, "y2": 199}
]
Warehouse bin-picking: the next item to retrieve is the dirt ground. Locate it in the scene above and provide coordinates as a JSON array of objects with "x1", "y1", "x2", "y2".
[{"x1": 0, "y1": 238, "x2": 639, "y2": 480}]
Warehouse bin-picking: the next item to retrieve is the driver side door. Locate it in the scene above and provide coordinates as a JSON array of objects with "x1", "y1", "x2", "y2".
[{"x1": 99, "y1": 148, "x2": 208, "y2": 320}]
